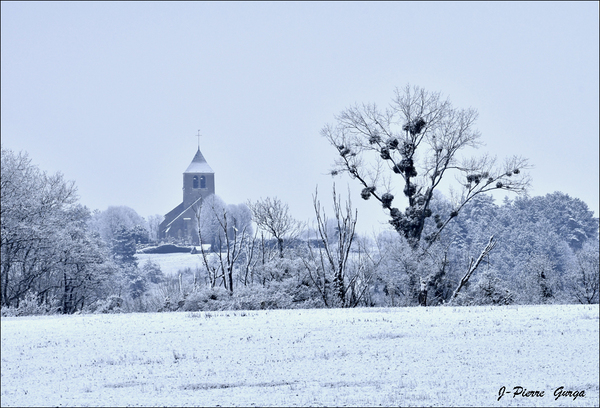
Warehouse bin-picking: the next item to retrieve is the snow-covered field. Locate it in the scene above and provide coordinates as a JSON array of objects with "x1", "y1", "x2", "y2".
[
  {"x1": 1, "y1": 305, "x2": 598, "y2": 407},
  {"x1": 136, "y1": 252, "x2": 203, "y2": 276}
]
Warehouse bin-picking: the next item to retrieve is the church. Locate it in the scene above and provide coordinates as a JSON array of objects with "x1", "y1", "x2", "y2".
[{"x1": 159, "y1": 147, "x2": 215, "y2": 244}]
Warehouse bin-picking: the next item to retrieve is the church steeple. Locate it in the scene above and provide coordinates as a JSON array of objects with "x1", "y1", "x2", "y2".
[
  {"x1": 183, "y1": 147, "x2": 215, "y2": 210},
  {"x1": 184, "y1": 148, "x2": 214, "y2": 174}
]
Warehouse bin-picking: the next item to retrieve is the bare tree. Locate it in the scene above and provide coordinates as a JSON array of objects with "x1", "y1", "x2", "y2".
[
  {"x1": 322, "y1": 85, "x2": 531, "y2": 305},
  {"x1": 567, "y1": 241, "x2": 599, "y2": 304},
  {"x1": 146, "y1": 214, "x2": 164, "y2": 243},
  {"x1": 239, "y1": 228, "x2": 259, "y2": 286},
  {"x1": 249, "y1": 197, "x2": 304, "y2": 258},
  {"x1": 322, "y1": 85, "x2": 531, "y2": 249},
  {"x1": 304, "y1": 185, "x2": 372, "y2": 307},
  {"x1": 448, "y1": 235, "x2": 497, "y2": 304},
  {"x1": 194, "y1": 198, "x2": 251, "y2": 294}
]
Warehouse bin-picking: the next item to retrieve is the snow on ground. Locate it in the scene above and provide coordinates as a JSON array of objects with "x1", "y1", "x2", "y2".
[
  {"x1": 136, "y1": 252, "x2": 203, "y2": 276},
  {"x1": 1, "y1": 304, "x2": 598, "y2": 407}
]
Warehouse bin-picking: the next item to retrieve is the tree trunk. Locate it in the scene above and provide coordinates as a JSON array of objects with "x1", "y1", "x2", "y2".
[
  {"x1": 449, "y1": 236, "x2": 496, "y2": 304},
  {"x1": 418, "y1": 278, "x2": 428, "y2": 306}
]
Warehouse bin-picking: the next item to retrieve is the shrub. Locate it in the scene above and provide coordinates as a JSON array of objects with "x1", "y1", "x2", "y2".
[
  {"x1": 181, "y1": 287, "x2": 231, "y2": 311},
  {"x1": 142, "y1": 260, "x2": 165, "y2": 284},
  {"x1": 180, "y1": 275, "x2": 323, "y2": 312},
  {"x1": 89, "y1": 295, "x2": 124, "y2": 314},
  {"x1": 0, "y1": 291, "x2": 51, "y2": 316},
  {"x1": 454, "y1": 270, "x2": 513, "y2": 306}
]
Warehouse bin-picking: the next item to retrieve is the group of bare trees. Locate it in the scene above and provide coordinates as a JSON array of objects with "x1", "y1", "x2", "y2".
[
  {"x1": 191, "y1": 195, "x2": 305, "y2": 294},
  {"x1": 303, "y1": 186, "x2": 373, "y2": 307},
  {"x1": 194, "y1": 195, "x2": 252, "y2": 293},
  {"x1": 183, "y1": 187, "x2": 375, "y2": 309}
]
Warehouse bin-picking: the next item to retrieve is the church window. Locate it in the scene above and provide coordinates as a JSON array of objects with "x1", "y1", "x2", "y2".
[
  {"x1": 193, "y1": 176, "x2": 199, "y2": 189},
  {"x1": 200, "y1": 176, "x2": 206, "y2": 189}
]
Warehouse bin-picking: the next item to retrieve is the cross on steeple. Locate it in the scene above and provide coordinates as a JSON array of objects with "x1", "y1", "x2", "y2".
[{"x1": 196, "y1": 129, "x2": 202, "y2": 149}]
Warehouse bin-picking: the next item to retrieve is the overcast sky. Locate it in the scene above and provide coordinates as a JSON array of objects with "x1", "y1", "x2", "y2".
[{"x1": 2, "y1": 2, "x2": 598, "y2": 234}]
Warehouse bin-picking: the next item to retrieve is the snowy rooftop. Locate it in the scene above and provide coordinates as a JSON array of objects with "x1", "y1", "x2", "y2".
[{"x1": 184, "y1": 148, "x2": 214, "y2": 174}]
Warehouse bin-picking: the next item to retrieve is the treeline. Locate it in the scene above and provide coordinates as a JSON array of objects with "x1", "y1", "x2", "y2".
[{"x1": 1, "y1": 146, "x2": 598, "y2": 316}]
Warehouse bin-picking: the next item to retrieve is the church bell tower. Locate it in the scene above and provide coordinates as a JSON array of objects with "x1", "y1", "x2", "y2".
[{"x1": 183, "y1": 148, "x2": 215, "y2": 209}]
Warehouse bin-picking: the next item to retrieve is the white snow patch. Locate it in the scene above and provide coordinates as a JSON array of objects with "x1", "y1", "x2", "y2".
[{"x1": 136, "y1": 252, "x2": 204, "y2": 276}]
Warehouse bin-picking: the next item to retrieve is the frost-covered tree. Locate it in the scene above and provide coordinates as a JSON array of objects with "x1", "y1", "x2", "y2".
[
  {"x1": 142, "y1": 259, "x2": 165, "y2": 284},
  {"x1": 249, "y1": 197, "x2": 304, "y2": 258},
  {"x1": 1, "y1": 148, "x2": 74, "y2": 307},
  {"x1": 196, "y1": 195, "x2": 226, "y2": 251},
  {"x1": 195, "y1": 196, "x2": 253, "y2": 293},
  {"x1": 455, "y1": 269, "x2": 513, "y2": 306},
  {"x1": 130, "y1": 224, "x2": 149, "y2": 244},
  {"x1": 504, "y1": 193, "x2": 598, "y2": 250},
  {"x1": 304, "y1": 185, "x2": 372, "y2": 307},
  {"x1": 322, "y1": 86, "x2": 529, "y2": 304},
  {"x1": 566, "y1": 240, "x2": 599, "y2": 304},
  {"x1": 322, "y1": 86, "x2": 530, "y2": 305},
  {"x1": 88, "y1": 206, "x2": 148, "y2": 246},
  {"x1": 124, "y1": 264, "x2": 147, "y2": 300},
  {"x1": 322, "y1": 85, "x2": 531, "y2": 249},
  {"x1": 226, "y1": 203, "x2": 254, "y2": 241},
  {"x1": 112, "y1": 226, "x2": 138, "y2": 267},
  {"x1": 146, "y1": 214, "x2": 164, "y2": 243},
  {"x1": 1, "y1": 147, "x2": 115, "y2": 312},
  {"x1": 494, "y1": 208, "x2": 573, "y2": 303},
  {"x1": 53, "y1": 207, "x2": 116, "y2": 313},
  {"x1": 370, "y1": 232, "x2": 415, "y2": 306},
  {"x1": 423, "y1": 193, "x2": 501, "y2": 305}
]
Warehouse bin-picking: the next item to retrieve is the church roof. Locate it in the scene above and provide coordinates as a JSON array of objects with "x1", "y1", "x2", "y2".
[
  {"x1": 162, "y1": 196, "x2": 203, "y2": 232},
  {"x1": 184, "y1": 148, "x2": 214, "y2": 174}
]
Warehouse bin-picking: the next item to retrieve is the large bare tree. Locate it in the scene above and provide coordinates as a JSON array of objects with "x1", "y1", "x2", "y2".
[
  {"x1": 322, "y1": 85, "x2": 531, "y2": 305},
  {"x1": 322, "y1": 85, "x2": 531, "y2": 249}
]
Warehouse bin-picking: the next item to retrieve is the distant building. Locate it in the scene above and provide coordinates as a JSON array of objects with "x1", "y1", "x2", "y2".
[{"x1": 159, "y1": 148, "x2": 215, "y2": 244}]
